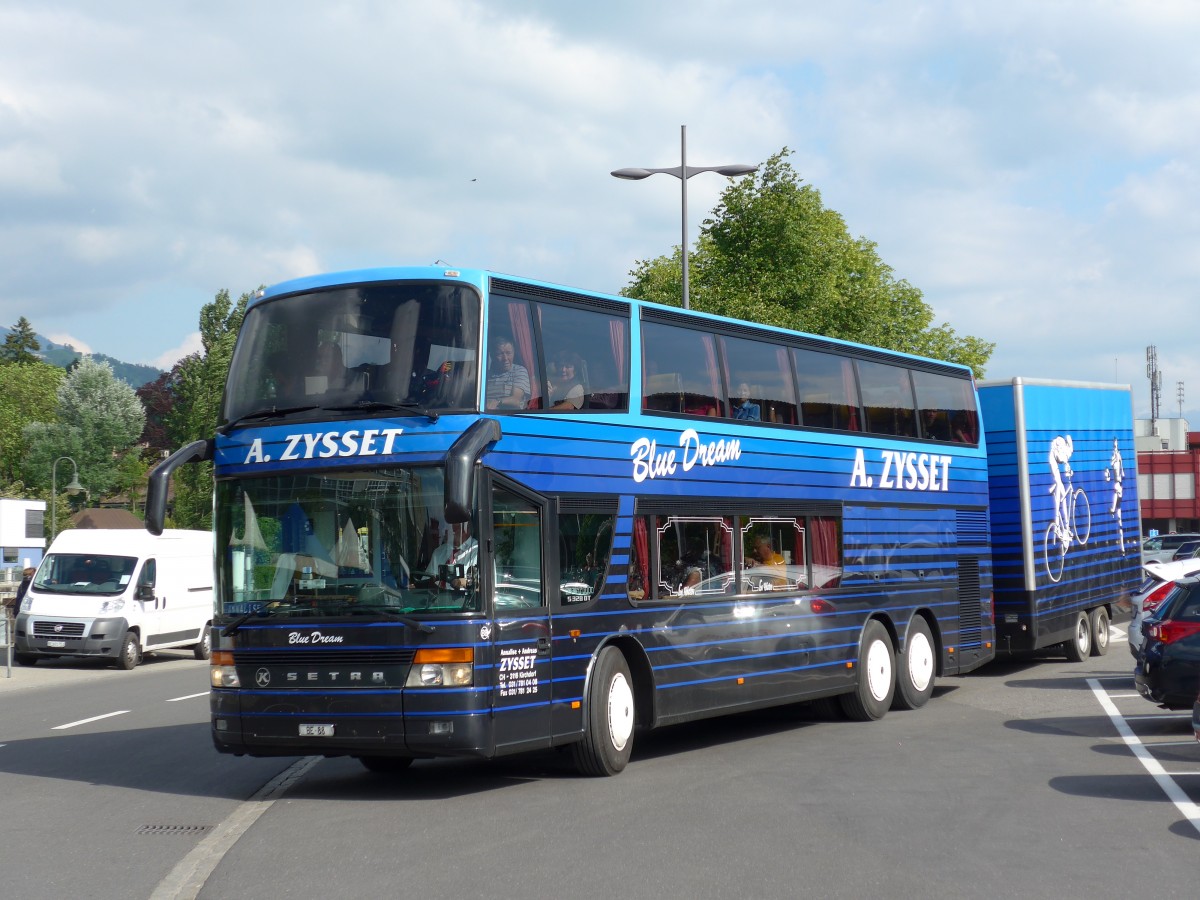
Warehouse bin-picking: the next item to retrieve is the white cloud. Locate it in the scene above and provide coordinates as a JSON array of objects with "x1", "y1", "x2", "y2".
[
  {"x1": 45, "y1": 332, "x2": 91, "y2": 354},
  {"x1": 151, "y1": 331, "x2": 202, "y2": 370}
]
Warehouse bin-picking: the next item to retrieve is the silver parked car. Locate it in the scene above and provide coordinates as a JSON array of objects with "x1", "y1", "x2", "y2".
[{"x1": 1142, "y1": 533, "x2": 1200, "y2": 566}]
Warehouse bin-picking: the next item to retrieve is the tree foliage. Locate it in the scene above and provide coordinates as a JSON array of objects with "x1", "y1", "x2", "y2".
[
  {"x1": 0, "y1": 360, "x2": 65, "y2": 485},
  {"x1": 20, "y1": 357, "x2": 146, "y2": 498},
  {"x1": 622, "y1": 149, "x2": 993, "y2": 376},
  {"x1": 1, "y1": 316, "x2": 40, "y2": 364},
  {"x1": 164, "y1": 288, "x2": 249, "y2": 530}
]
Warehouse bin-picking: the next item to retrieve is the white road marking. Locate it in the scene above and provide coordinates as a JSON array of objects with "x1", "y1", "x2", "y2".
[
  {"x1": 1089, "y1": 679, "x2": 1200, "y2": 838},
  {"x1": 166, "y1": 692, "x2": 210, "y2": 702},
  {"x1": 52, "y1": 710, "x2": 130, "y2": 730},
  {"x1": 150, "y1": 756, "x2": 320, "y2": 900}
]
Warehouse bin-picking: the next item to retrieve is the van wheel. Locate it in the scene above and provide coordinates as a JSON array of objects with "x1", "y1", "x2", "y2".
[
  {"x1": 14, "y1": 653, "x2": 38, "y2": 667},
  {"x1": 1089, "y1": 607, "x2": 1110, "y2": 657},
  {"x1": 115, "y1": 632, "x2": 141, "y2": 670},
  {"x1": 193, "y1": 625, "x2": 212, "y2": 660}
]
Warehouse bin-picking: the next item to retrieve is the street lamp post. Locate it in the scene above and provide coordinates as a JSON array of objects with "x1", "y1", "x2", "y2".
[
  {"x1": 50, "y1": 456, "x2": 85, "y2": 542},
  {"x1": 612, "y1": 124, "x2": 758, "y2": 309}
]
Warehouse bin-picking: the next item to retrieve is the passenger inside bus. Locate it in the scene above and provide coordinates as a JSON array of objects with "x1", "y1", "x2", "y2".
[
  {"x1": 549, "y1": 351, "x2": 586, "y2": 410},
  {"x1": 485, "y1": 337, "x2": 530, "y2": 410}
]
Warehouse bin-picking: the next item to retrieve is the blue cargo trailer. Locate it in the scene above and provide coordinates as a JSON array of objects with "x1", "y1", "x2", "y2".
[{"x1": 979, "y1": 378, "x2": 1142, "y2": 659}]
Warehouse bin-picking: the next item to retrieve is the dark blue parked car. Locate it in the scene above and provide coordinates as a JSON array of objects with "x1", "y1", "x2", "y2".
[{"x1": 1134, "y1": 575, "x2": 1200, "y2": 710}]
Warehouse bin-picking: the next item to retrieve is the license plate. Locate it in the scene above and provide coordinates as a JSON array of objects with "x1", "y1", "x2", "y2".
[
  {"x1": 47, "y1": 640, "x2": 66, "y2": 648},
  {"x1": 299, "y1": 724, "x2": 335, "y2": 737}
]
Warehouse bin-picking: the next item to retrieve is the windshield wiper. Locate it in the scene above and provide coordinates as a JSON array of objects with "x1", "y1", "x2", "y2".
[
  {"x1": 221, "y1": 605, "x2": 285, "y2": 636},
  {"x1": 323, "y1": 399, "x2": 439, "y2": 423},
  {"x1": 345, "y1": 605, "x2": 436, "y2": 634},
  {"x1": 224, "y1": 405, "x2": 320, "y2": 430}
]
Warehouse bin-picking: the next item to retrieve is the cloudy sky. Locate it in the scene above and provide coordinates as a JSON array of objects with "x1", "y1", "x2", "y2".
[{"x1": 2, "y1": 1, "x2": 1197, "y2": 422}]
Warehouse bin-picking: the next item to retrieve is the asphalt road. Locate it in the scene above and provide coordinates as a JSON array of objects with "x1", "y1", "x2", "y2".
[{"x1": 1, "y1": 621, "x2": 1197, "y2": 900}]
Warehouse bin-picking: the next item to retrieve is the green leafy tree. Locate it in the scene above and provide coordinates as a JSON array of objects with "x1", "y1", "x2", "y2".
[
  {"x1": 165, "y1": 288, "x2": 249, "y2": 530},
  {"x1": 1, "y1": 316, "x2": 40, "y2": 364},
  {"x1": 20, "y1": 357, "x2": 146, "y2": 498},
  {"x1": 0, "y1": 360, "x2": 65, "y2": 486},
  {"x1": 622, "y1": 149, "x2": 993, "y2": 376}
]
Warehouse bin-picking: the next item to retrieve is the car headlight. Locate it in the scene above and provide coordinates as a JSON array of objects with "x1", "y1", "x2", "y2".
[
  {"x1": 406, "y1": 648, "x2": 474, "y2": 687},
  {"x1": 99, "y1": 598, "x2": 126, "y2": 614},
  {"x1": 210, "y1": 651, "x2": 240, "y2": 688}
]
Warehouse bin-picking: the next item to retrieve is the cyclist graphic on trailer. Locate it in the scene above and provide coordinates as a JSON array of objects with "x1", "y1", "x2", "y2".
[
  {"x1": 1105, "y1": 436, "x2": 1125, "y2": 553},
  {"x1": 1049, "y1": 434, "x2": 1074, "y2": 552}
]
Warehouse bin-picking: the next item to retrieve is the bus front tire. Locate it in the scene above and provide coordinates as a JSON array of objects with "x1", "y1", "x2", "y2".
[
  {"x1": 893, "y1": 616, "x2": 935, "y2": 710},
  {"x1": 1063, "y1": 611, "x2": 1091, "y2": 662},
  {"x1": 840, "y1": 620, "x2": 895, "y2": 721},
  {"x1": 572, "y1": 646, "x2": 635, "y2": 777}
]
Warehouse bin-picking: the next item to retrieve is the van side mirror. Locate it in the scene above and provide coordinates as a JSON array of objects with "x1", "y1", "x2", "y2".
[{"x1": 136, "y1": 584, "x2": 155, "y2": 602}]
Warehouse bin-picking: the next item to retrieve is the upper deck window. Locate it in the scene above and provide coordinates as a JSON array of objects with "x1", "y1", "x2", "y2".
[
  {"x1": 222, "y1": 281, "x2": 480, "y2": 426},
  {"x1": 719, "y1": 334, "x2": 798, "y2": 425},
  {"x1": 857, "y1": 360, "x2": 918, "y2": 438},
  {"x1": 485, "y1": 292, "x2": 630, "y2": 413},
  {"x1": 642, "y1": 322, "x2": 724, "y2": 417}
]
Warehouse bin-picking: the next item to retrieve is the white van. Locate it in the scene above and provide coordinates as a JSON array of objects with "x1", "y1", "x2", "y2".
[{"x1": 14, "y1": 528, "x2": 213, "y2": 669}]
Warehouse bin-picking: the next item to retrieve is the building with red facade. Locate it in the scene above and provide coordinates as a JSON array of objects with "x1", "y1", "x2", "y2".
[{"x1": 1136, "y1": 418, "x2": 1199, "y2": 535}]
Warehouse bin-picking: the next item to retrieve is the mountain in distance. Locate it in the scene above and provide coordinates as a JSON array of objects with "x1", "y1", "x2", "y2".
[{"x1": 6, "y1": 329, "x2": 164, "y2": 389}]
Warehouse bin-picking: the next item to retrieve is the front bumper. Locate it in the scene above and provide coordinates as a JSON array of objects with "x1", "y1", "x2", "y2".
[{"x1": 14, "y1": 615, "x2": 130, "y2": 659}]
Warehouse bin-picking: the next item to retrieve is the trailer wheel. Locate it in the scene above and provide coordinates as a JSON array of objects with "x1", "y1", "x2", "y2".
[
  {"x1": 572, "y1": 646, "x2": 635, "y2": 776},
  {"x1": 193, "y1": 624, "x2": 212, "y2": 660},
  {"x1": 1089, "y1": 607, "x2": 1110, "y2": 657},
  {"x1": 840, "y1": 620, "x2": 895, "y2": 721},
  {"x1": 1063, "y1": 611, "x2": 1092, "y2": 662},
  {"x1": 115, "y1": 631, "x2": 141, "y2": 670},
  {"x1": 893, "y1": 617, "x2": 935, "y2": 710}
]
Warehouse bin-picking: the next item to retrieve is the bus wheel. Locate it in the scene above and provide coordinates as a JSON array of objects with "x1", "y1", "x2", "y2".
[
  {"x1": 193, "y1": 625, "x2": 212, "y2": 660},
  {"x1": 115, "y1": 631, "x2": 141, "y2": 670},
  {"x1": 572, "y1": 646, "x2": 635, "y2": 777},
  {"x1": 840, "y1": 620, "x2": 895, "y2": 721},
  {"x1": 1063, "y1": 611, "x2": 1092, "y2": 662},
  {"x1": 893, "y1": 617, "x2": 935, "y2": 710},
  {"x1": 359, "y1": 756, "x2": 414, "y2": 775},
  {"x1": 1088, "y1": 607, "x2": 1110, "y2": 657}
]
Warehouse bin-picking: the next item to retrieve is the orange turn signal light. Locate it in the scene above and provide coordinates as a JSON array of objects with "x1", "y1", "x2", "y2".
[{"x1": 414, "y1": 648, "x2": 474, "y2": 664}]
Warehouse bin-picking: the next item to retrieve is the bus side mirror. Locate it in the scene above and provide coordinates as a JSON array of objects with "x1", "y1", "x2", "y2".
[{"x1": 145, "y1": 439, "x2": 213, "y2": 535}]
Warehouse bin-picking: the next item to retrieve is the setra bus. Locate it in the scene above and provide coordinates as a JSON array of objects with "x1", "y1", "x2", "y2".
[{"x1": 145, "y1": 266, "x2": 995, "y2": 776}]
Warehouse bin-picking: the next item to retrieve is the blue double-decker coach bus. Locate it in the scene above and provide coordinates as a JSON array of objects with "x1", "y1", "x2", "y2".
[{"x1": 146, "y1": 266, "x2": 995, "y2": 776}]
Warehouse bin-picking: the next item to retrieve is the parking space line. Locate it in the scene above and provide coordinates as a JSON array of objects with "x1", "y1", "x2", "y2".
[
  {"x1": 52, "y1": 710, "x2": 130, "y2": 730},
  {"x1": 1089, "y1": 679, "x2": 1200, "y2": 837},
  {"x1": 1121, "y1": 713, "x2": 1191, "y2": 721},
  {"x1": 1105, "y1": 692, "x2": 1141, "y2": 699}
]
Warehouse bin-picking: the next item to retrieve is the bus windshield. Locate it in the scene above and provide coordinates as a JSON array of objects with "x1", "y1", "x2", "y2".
[
  {"x1": 214, "y1": 467, "x2": 482, "y2": 618},
  {"x1": 222, "y1": 280, "x2": 481, "y2": 426}
]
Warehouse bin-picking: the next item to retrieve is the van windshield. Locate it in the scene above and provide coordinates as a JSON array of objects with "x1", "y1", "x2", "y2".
[{"x1": 34, "y1": 553, "x2": 137, "y2": 596}]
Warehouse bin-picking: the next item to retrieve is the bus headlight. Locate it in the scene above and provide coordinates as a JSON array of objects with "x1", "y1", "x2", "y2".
[
  {"x1": 406, "y1": 648, "x2": 474, "y2": 687},
  {"x1": 210, "y1": 651, "x2": 241, "y2": 688}
]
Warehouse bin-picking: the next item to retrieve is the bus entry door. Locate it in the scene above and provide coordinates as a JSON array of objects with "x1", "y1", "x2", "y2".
[{"x1": 489, "y1": 484, "x2": 552, "y2": 753}]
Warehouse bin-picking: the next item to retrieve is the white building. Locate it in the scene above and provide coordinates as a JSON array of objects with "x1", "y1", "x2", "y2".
[{"x1": 1, "y1": 498, "x2": 46, "y2": 586}]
